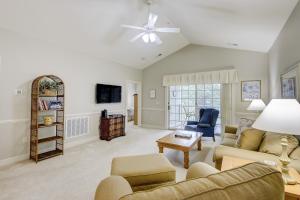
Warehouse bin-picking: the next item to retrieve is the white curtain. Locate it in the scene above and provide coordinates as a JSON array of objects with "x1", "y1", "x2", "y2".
[
  {"x1": 163, "y1": 69, "x2": 239, "y2": 86},
  {"x1": 221, "y1": 84, "x2": 234, "y2": 137}
]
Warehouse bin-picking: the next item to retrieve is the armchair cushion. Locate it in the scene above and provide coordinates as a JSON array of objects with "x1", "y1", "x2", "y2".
[
  {"x1": 95, "y1": 176, "x2": 132, "y2": 200},
  {"x1": 186, "y1": 162, "x2": 220, "y2": 180},
  {"x1": 199, "y1": 109, "x2": 212, "y2": 124}
]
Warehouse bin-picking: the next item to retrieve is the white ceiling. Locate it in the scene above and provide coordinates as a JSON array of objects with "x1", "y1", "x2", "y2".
[{"x1": 0, "y1": 0, "x2": 298, "y2": 69}]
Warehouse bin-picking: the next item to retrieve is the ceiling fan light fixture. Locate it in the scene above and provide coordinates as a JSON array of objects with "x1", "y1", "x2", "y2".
[
  {"x1": 149, "y1": 33, "x2": 156, "y2": 42},
  {"x1": 142, "y1": 34, "x2": 150, "y2": 43}
]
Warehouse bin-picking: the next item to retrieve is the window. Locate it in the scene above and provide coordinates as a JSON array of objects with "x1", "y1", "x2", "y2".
[{"x1": 169, "y1": 84, "x2": 221, "y2": 133}]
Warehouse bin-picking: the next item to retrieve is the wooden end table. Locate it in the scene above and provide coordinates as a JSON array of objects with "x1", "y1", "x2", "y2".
[
  {"x1": 221, "y1": 156, "x2": 300, "y2": 200},
  {"x1": 156, "y1": 131, "x2": 202, "y2": 169}
]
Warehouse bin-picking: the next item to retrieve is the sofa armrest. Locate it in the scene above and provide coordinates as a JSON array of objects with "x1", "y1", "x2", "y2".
[
  {"x1": 225, "y1": 125, "x2": 238, "y2": 134},
  {"x1": 95, "y1": 176, "x2": 133, "y2": 200},
  {"x1": 186, "y1": 162, "x2": 220, "y2": 180}
]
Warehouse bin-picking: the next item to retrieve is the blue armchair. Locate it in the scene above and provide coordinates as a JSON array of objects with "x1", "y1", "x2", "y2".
[{"x1": 184, "y1": 108, "x2": 219, "y2": 141}]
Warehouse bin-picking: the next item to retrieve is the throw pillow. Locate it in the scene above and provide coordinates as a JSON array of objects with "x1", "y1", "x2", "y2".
[
  {"x1": 238, "y1": 128, "x2": 265, "y2": 151},
  {"x1": 235, "y1": 118, "x2": 255, "y2": 146},
  {"x1": 259, "y1": 132, "x2": 299, "y2": 156},
  {"x1": 290, "y1": 147, "x2": 300, "y2": 160}
]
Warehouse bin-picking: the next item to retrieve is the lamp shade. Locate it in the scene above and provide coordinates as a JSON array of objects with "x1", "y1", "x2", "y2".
[
  {"x1": 247, "y1": 99, "x2": 266, "y2": 111},
  {"x1": 252, "y1": 99, "x2": 300, "y2": 135}
]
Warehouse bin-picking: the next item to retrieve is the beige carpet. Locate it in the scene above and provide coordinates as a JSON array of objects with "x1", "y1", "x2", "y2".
[{"x1": 0, "y1": 127, "x2": 220, "y2": 200}]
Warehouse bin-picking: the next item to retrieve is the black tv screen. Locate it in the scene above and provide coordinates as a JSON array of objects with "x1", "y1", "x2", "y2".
[{"x1": 96, "y1": 84, "x2": 121, "y2": 103}]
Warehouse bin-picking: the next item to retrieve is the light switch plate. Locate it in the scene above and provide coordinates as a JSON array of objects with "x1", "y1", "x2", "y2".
[{"x1": 15, "y1": 89, "x2": 23, "y2": 95}]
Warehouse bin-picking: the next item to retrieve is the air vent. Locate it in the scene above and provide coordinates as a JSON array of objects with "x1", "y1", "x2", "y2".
[{"x1": 66, "y1": 116, "x2": 89, "y2": 139}]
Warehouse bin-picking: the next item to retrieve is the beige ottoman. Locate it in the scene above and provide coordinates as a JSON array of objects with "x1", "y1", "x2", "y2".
[{"x1": 111, "y1": 153, "x2": 176, "y2": 191}]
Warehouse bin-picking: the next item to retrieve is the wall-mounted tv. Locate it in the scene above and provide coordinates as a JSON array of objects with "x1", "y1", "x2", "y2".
[{"x1": 96, "y1": 84, "x2": 122, "y2": 103}]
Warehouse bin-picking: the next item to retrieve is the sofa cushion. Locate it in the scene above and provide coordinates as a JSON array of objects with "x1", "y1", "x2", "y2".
[
  {"x1": 237, "y1": 128, "x2": 265, "y2": 151},
  {"x1": 221, "y1": 137, "x2": 236, "y2": 147},
  {"x1": 223, "y1": 133, "x2": 237, "y2": 140},
  {"x1": 289, "y1": 159, "x2": 300, "y2": 173},
  {"x1": 290, "y1": 147, "x2": 300, "y2": 160},
  {"x1": 111, "y1": 154, "x2": 176, "y2": 190},
  {"x1": 259, "y1": 132, "x2": 299, "y2": 156},
  {"x1": 214, "y1": 145, "x2": 279, "y2": 164},
  {"x1": 120, "y1": 162, "x2": 284, "y2": 200}
]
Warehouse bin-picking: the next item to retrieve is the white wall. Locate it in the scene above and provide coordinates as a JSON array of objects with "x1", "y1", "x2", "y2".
[
  {"x1": 127, "y1": 82, "x2": 137, "y2": 109},
  {"x1": 268, "y1": 2, "x2": 300, "y2": 98},
  {"x1": 0, "y1": 29, "x2": 142, "y2": 163},
  {"x1": 142, "y1": 44, "x2": 269, "y2": 128}
]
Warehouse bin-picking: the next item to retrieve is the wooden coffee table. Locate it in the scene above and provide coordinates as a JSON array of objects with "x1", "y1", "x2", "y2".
[
  {"x1": 156, "y1": 131, "x2": 203, "y2": 169},
  {"x1": 221, "y1": 156, "x2": 300, "y2": 200}
]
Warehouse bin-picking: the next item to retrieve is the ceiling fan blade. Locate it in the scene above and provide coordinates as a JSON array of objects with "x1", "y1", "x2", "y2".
[
  {"x1": 121, "y1": 24, "x2": 146, "y2": 31},
  {"x1": 130, "y1": 32, "x2": 145, "y2": 42},
  {"x1": 148, "y1": 13, "x2": 158, "y2": 27},
  {"x1": 155, "y1": 27, "x2": 180, "y2": 33}
]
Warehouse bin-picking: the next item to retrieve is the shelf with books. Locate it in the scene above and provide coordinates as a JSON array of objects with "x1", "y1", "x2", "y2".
[{"x1": 30, "y1": 75, "x2": 65, "y2": 163}]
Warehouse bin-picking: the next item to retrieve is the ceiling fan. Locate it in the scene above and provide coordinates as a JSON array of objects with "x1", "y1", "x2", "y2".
[{"x1": 121, "y1": 1, "x2": 180, "y2": 45}]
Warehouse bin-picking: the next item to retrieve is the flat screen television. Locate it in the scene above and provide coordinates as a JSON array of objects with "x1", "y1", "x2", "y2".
[{"x1": 96, "y1": 84, "x2": 121, "y2": 103}]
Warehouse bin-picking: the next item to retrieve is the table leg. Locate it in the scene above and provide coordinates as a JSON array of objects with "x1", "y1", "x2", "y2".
[
  {"x1": 198, "y1": 139, "x2": 202, "y2": 151},
  {"x1": 158, "y1": 145, "x2": 164, "y2": 153},
  {"x1": 184, "y1": 151, "x2": 189, "y2": 169}
]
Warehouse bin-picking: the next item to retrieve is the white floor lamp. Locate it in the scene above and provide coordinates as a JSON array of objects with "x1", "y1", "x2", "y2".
[{"x1": 252, "y1": 99, "x2": 300, "y2": 185}]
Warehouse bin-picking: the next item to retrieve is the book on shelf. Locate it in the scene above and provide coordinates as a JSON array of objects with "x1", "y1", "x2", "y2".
[{"x1": 38, "y1": 99, "x2": 62, "y2": 111}]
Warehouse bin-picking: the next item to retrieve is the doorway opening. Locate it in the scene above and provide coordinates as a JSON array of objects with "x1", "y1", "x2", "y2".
[{"x1": 126, "y1": 81, "x2": 141, "y2": 128}]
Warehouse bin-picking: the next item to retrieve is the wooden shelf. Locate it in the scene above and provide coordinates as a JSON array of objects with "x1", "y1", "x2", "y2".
[
  {"x1": 38, "y1": 109, "x2": 64, "y2": 112},
  {"x1": 30, "y1": 75, "x2": 65, "y2": 163},
  {"x1": 38, "y1": 136, "x2": 63, "y2": 144},
  {"x1": 36, "y1": 94, "x2": 64, "y2": 97},
  {"x1": 37, "y1": 149, "x2": 63, "y2": 161},
  {"x1": 38, "y1": 122, "x2": 63, "y2": 128}
]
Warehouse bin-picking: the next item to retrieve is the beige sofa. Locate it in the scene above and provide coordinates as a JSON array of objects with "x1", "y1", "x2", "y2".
[
  {"x1": 95, "y1": 162, "x2": 284, "y2": 200},
  {"x1": 213, "y1": 126, "x2": 300, "y2": 172}
]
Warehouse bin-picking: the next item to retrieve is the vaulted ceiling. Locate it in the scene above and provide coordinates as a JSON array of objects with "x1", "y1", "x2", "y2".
[{"x1": 0, "y1": 0, "x2": 298, "y2": 69}]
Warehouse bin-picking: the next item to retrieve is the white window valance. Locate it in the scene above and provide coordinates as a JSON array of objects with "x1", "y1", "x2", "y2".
[{"x1": 162, "y1": 69, "x2": 239, "y2": 86}]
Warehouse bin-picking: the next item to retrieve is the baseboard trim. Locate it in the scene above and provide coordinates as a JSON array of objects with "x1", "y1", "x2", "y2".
[
  {"x1": 64, "y1": 135, "x2": 98, "y2": 149},
  {"x1": 0, "y1": 153, "x2": 29, "y2": 167},
  {"x1": 0, "y1": 135, "x2": 99, "y2": 167}
]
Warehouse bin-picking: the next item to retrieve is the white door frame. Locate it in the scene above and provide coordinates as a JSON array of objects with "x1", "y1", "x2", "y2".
[
  {"x1": 125, "y1": 80, "x2": 142, "y2": 127},
  {"x1": 164, "y1": 86, "x2": 169, "y2": 129}
]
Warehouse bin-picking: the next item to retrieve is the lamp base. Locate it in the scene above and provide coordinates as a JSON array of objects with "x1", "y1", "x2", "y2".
[{"x1": 280, "y1": 136, "x2": 297, "y2": 185}]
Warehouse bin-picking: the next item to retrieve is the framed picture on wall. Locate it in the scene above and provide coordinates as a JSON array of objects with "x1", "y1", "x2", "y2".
[
  {"x1": 281, "y1": 77, "x2": 296, "y2": 99},
  {"x1": 241, "y1": 80, "x2": 261, "y2": 101}
]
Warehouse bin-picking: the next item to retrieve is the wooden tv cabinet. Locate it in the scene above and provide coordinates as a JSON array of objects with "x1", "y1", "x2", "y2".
[{"x1": 100, "y1": 115, "x2": 125, "y2": 141}]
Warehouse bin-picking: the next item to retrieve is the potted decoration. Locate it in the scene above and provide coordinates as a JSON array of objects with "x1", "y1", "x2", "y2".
[{"x1": 39, "y1": 79, "x2": 59, "y2": 96}]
